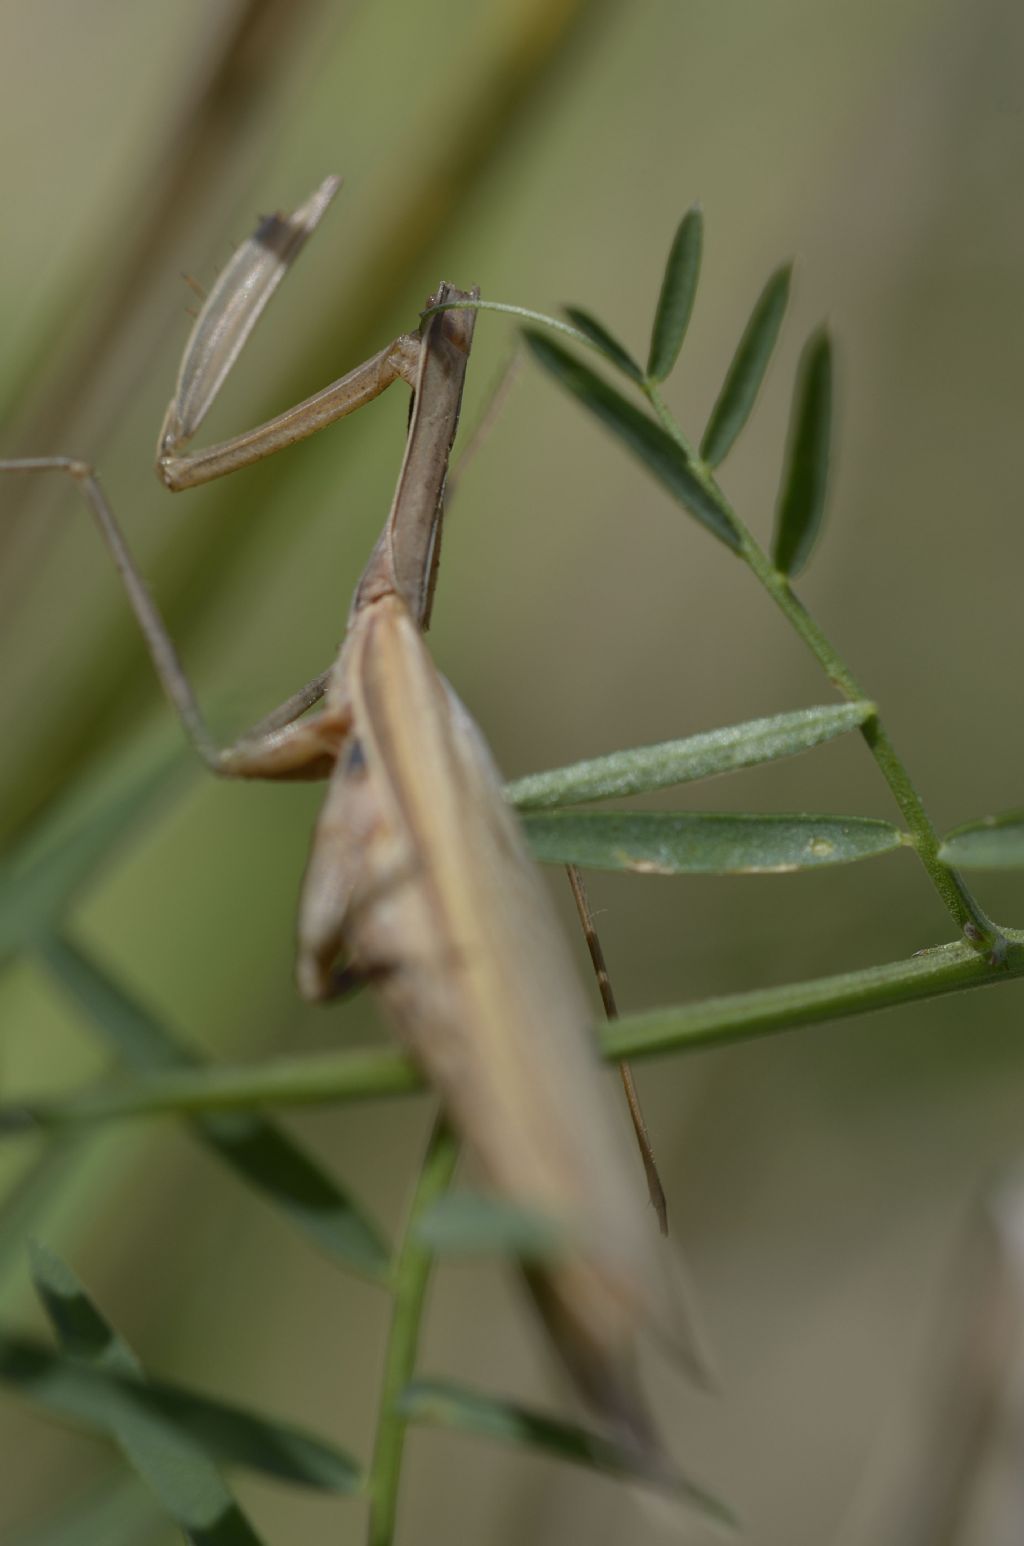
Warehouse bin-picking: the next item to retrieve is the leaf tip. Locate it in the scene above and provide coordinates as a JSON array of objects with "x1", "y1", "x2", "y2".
[
  {"x1": 647, "y1": 205, "x2": 705, "y2": 381},
  {"x1": 26, "y1": 1236, "x2": 58, "y2": 1292}
]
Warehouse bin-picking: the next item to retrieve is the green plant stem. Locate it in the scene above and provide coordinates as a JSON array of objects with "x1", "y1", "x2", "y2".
[
  {"x1": 643, "y1": 381, "x2": 695, "y2": 453},
  {"x1": 439, "y1": 295, "x2": 1002, "y2": 953},
  {"x1": 5, "y1": 931, "x2": 1020, "y2": 1129},
  {"x1": 605, "y1": 934, "x2": 1024, "y2": 1057},
  {"x1": 424, "y1": 297, "x2": 592, "y2": 348},
  {"x1": 368, "y1": 1117, "x2": 458, "y2": 1546},
  {"x1": 641, "y1": 377, "x2": 1006, "y2": 960}
]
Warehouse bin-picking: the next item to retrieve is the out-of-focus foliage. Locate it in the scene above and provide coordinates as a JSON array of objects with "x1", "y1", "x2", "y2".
[{"x1": 3, "y1": 1, "x2": 1024, "y2": 1543}]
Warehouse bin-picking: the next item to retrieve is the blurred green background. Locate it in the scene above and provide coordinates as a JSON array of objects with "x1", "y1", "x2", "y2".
[{"x1": 2, "y1": 0, "x2": 1024, "y2": 1540}]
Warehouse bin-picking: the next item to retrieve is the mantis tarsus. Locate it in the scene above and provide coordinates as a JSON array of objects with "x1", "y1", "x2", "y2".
[{"x1": 1, "y1": 176, "x2": 706, "y2": 1459}]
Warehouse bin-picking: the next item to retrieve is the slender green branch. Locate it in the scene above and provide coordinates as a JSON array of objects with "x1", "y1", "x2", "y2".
[
  {"x1": 479, "y1": 292, "x2": 1007, "y2": 957},
  {"x1": 640, "y1": 377, "x2": 1006, "y2": 960},
  {"x1": 736, "y1": 536, "x2": 998, "y2": 942},
  {"x1": 0, "y1": 1046, "x2": 416, "y2": 1125},
  {"x1": 423, "y1": 297, "x2": 592, "y2": 348},
  {"x1": 368, "y1": 1118, "x2": 458, "y2": 1546},
  {"x1": 641, "y1": 379, "x2": 697, "y2": 459},
  {"x1": 604, "y1": 933, "x2": 1023, "y2": 1059},
  {"x1": 4, "y1": 932, "x2": 1020, "y2": 1129}
]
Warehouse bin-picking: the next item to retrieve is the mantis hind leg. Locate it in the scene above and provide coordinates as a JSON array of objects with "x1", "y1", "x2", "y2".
[{"x1": 0, "y1": 456, "x2": 342, "y2": 781}]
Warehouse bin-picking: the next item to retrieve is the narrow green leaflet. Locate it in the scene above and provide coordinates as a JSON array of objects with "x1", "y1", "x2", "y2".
[
  {"x1": 398, "y1": 1378, "x2": 736, "y2": 1525},
  {"x1": 700, "y1": 263, "x2": 793, "y2": 467},
  {"x1": 563, "y1": 306, "x2": 643, "y2": 382},
  {"x1": 115, "y1": 1426, "x2": 264, "y2": 1546},
  {"x1": 38, "y1": 933, "x2": 390, "y2": 1281},
  {"x1": 0, "y1": 1331, "x2": 363, "y2": 1494},
  {"x1": 506, "y1": 701, "x2": 874, "y2": 810},
  {"x1": 524, "y1": 331, "x2": 740, "y2": 550},
  {"x1": 0, "y1": 737, "x2": 186, "y2": 966},
  {"x1": 773, "y1": 327, "x2": 833, "y2": 577},
  {"x1": 647, "y1": 206, "x2": 703, "y2": 382},
  {"x1": 939, "y1": 811, "x2": 1024, "y2": 869},
  {"x1": 414, "y1": 1194, "x2": 571, "y2": 1260},
  {"x1": 522, "y1": 811, "x2": 907, "y2": 874},
  {"x1": 29, "y1": 1246, "x2": 266, "y2": 1546}
]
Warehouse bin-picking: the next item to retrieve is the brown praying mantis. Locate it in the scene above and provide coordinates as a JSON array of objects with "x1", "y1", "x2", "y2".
[{"x1": 0, "y1": 176, "x2": 707, "y2": 1458}]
